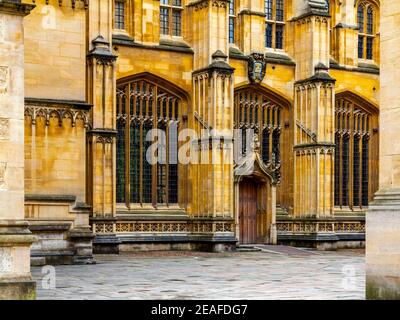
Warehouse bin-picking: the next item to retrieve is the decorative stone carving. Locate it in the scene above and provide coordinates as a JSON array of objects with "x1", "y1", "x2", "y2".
[
  {"x1": 0, "y1": 161, "x2": 6, "y2": 189},
  {"x1": 0, "y1": 118, "x2": 9, "y2": 140},
  {"x1": 0, "y1": 66, "x2": 9, "y2": 94},
  {"x1": 95, "y1": 135, "x2": 113, "y2": 144},
  {"x1": 248, "y1": 52, "x2": 267, "y2": 84},
  {"x1": 93, "y1": 221, "x2": 234, "y2": 234},
  {"x1": 24, "y1": 104, "x2": 91, "y2": 128},
  {"x1": 0, "y1": 248, "x2": 12, "y2": 273}
]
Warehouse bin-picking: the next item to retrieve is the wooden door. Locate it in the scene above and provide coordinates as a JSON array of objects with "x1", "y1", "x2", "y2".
[{"x1": 239, "y1": 179, "x2": 258, "y2": 244}]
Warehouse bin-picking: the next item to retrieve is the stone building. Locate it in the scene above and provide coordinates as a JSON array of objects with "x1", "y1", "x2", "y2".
[
  {"x1": 1, "y1": 0, "x2": 381, "y2": 298},
  {"x1": 366, "y1": 0, "x2": 400, "y2": 299}
]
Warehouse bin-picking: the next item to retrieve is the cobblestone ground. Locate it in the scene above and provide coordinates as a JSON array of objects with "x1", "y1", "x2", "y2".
[{"x1": 32, "y1": 247, "x2": 365, "y2": 300}]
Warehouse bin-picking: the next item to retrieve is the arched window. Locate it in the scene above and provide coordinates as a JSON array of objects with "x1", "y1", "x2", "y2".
[
  {"x1": 116, "y1": 77, "x2": 181, "y2": 208},
  {"x1": 334, "y1": 95, "x2": 378, "y2": 210},
  {"x1": 357, "y1": 2, "x2": 377, "y2": 60},
  {"x1": 265, "y1": 0, "x2": 285, "y2": 49},
  {"x1": 234, "y1": 89, "x2": 283, "y2": 168}
]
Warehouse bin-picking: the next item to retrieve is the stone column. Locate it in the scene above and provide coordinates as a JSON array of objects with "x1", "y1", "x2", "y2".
[
  {"x1": 187, "y1": 0, "x2": 236, "y2": 251},
  {"x1": 366, "y1": 0, "x2": 400, "y2": 299},
  {"x1": 0, "y1": 0, "x2": 36, "y2": 299},
  {"x1": 331, "y1": 0, "x2": 359, "y2": 66},
  {"x1": 290, "y1": 1, "x2": 337, "y2": 249},
  {"x1": 86, "y1": 35, "x2": 117, "y2": 219},
  {"x1": 86, "y1": 0, "x2": 117, "y2": 220}
]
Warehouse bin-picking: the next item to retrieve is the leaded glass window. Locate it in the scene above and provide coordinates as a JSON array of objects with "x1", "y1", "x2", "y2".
[
  {"x1": 116, "y1": 79, "x2": 180, "y2": 208},
  {"x1": 265, "y1": 0, "x2": 285, "y2": 49},
  {"x1": 265, "y1": 23, "x2": 273, "y2": 48},
  {"x1": 160, "y1": 0, "x2": 183, "y2": 36},
  {"x1": 357, "y1": 2, "x2": 377, "y2": 60},
  {"x1": 114, "y1": 0, "x2": 125, "y2": 30},
  {"x1": 334, "y1": 97, "x2": 375, "y2": 209},
  {"x1": 234, "y1": 89, "x2": 283, "y2": 169},
  {"x1": 229, "y1": 0, "x2": 236, "y2": 44}
]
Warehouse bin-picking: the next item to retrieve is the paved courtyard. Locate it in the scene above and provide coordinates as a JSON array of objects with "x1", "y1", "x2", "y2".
[{"x1": 32, "y1": 246, "x2": 365, "y2": 300}]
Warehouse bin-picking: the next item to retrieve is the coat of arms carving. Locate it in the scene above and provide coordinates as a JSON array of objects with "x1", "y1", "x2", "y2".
[{"x1": 248, "y1": 52, "x2": 267, "y2": 84}]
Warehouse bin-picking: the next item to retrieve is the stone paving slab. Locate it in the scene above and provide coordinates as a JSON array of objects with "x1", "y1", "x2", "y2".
[{"x1": 31, "y1": 249, "x2": 365, "y2": 300}]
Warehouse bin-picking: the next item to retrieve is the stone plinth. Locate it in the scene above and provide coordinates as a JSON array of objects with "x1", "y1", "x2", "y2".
[{"x1": 367, "y1": 189, "x2": 400, "y2": 299}]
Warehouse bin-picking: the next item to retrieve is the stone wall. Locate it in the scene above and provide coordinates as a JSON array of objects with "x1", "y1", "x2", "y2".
[{"x1": 366, "y1": 0, "x2": 400, "y2": 300}]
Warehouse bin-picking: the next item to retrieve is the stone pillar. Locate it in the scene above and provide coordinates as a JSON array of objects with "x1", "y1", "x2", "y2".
[
  {"x1": 331, "y1": 0, "x2": 358, "y2": 66},
  {"x1": 366, "y1": 0, "x2": 400, "y2": 299},
  {"x1": 0, "y1": 0, "x2": 36, "y2": 299},
  {"x1": 290, "y1": 1, "x2": 337, "y2": 249},
  {"x1": 187, "y1": 0, "x2": 236, "y2": 251},
  {"x1": 86, "y1": 36, "x2": 117, "y2": 219},
  {"x1": 86, "y1": 1, "x2": 117, "y2": 220}
]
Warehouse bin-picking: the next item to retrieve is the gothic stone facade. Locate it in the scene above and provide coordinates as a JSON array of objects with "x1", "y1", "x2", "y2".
[{"x1": 2, "y1": 0, "x2": 381, "y2": 269}]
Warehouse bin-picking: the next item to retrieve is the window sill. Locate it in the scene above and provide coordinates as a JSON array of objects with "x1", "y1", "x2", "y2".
[
  {"x1": 112, "y1": 29, "x2": 131, "y2": 38},
  {"x1": 116, "y1": 203, "x2": 184, "y2": 212},
  {"x1": 358, "y1": 59, "x2": 379, "y2": 67}
]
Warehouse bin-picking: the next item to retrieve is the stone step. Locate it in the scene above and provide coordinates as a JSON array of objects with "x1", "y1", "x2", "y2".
[{"x1": 236, "y1": 245, "x2": 262, "y2": 252}]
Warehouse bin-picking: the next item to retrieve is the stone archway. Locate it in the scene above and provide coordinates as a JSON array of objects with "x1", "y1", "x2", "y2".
[{"x1": 234, "y1": 138, "x2": 278, "y2": 245}]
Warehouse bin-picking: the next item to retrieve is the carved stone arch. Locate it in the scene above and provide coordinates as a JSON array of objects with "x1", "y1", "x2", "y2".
[
  {"x1": 336, "y1": 90, "x2": 379, "y2": 115},
  {"x1": 334, "y1": 90, "x2": 379, "y2": 211},
  {"x1": 234, "y1": 83, "x2": 293, "y2": 108},
  {"x1": 355, "y1": 0, "x2": 380, "y2": 9},
  {"x1": 117, "y1": 72, "x2": 190, "y2": 104},
  {"x1": 233, "y1": 83, "x2": 293, "y2": 244},
  {"x1": 234, "y1": 145, "x2": 278, "y2": 245},
  {"x1": 115, "y1": 72, "x2": 189, "y2": 210}
]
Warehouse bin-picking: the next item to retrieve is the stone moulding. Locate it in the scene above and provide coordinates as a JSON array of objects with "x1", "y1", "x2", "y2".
[
  {"x1": 276, "y1": 220, "x2": 365, "y2": 234},
  {"x1": 237, "y1": 9, "x2": 266, "y2": 18},
  {"x1": 0, "y1": 0, "x2": 35, "y2": 17},
  {"x1": 91, "y1": 217, "x2": 235, "y2": 234},
  {"x1": 0, "y1": 220, "x2": 37, "y2": 247},
  {"x1": 24, "y1": 100, "x2": 91, "y2": 128}
]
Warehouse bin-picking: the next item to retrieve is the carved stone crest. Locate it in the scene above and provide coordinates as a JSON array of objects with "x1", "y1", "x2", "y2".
[
  {"x1": 0, "y1": 66, "x2": 9, "y2": 94},
  {"x1": 248, "y1": 52, "x2": 267, "y2": 84}
]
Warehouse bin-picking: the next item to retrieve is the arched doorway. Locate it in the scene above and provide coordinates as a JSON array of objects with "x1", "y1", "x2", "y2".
[
  {"x1": 234, "y1": 140, "x2": 278, "y2": 245},
  {"x1": 233, "y1": 85, "x2": 290, "y2": 244},
  {"x1": 234, "y1": 85, "x2": 292, "y2": 214}
]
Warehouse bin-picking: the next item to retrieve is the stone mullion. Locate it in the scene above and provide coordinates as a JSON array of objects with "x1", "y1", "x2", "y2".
[
  {"x1": 151, "y1": 98, "x2": 157, "y2": 208},
  {"x1": 347, "y1": 105, "x2": 353, "y2": 209},
  {"x1": 125, "y1": 85, "x2": 130, "y2": 207},
  {"x1": 139, "y1": 119, "x2": 145, "y2": 207},
  {"x1": 165, "y1": 120, "x2": 170, "y2": 206},
  {"x1": 338, "y1": 132, "x2": 343, "y2": 208},
  {"x1": 358, "y1": 114, "x2": 364, "y2": 208}
]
